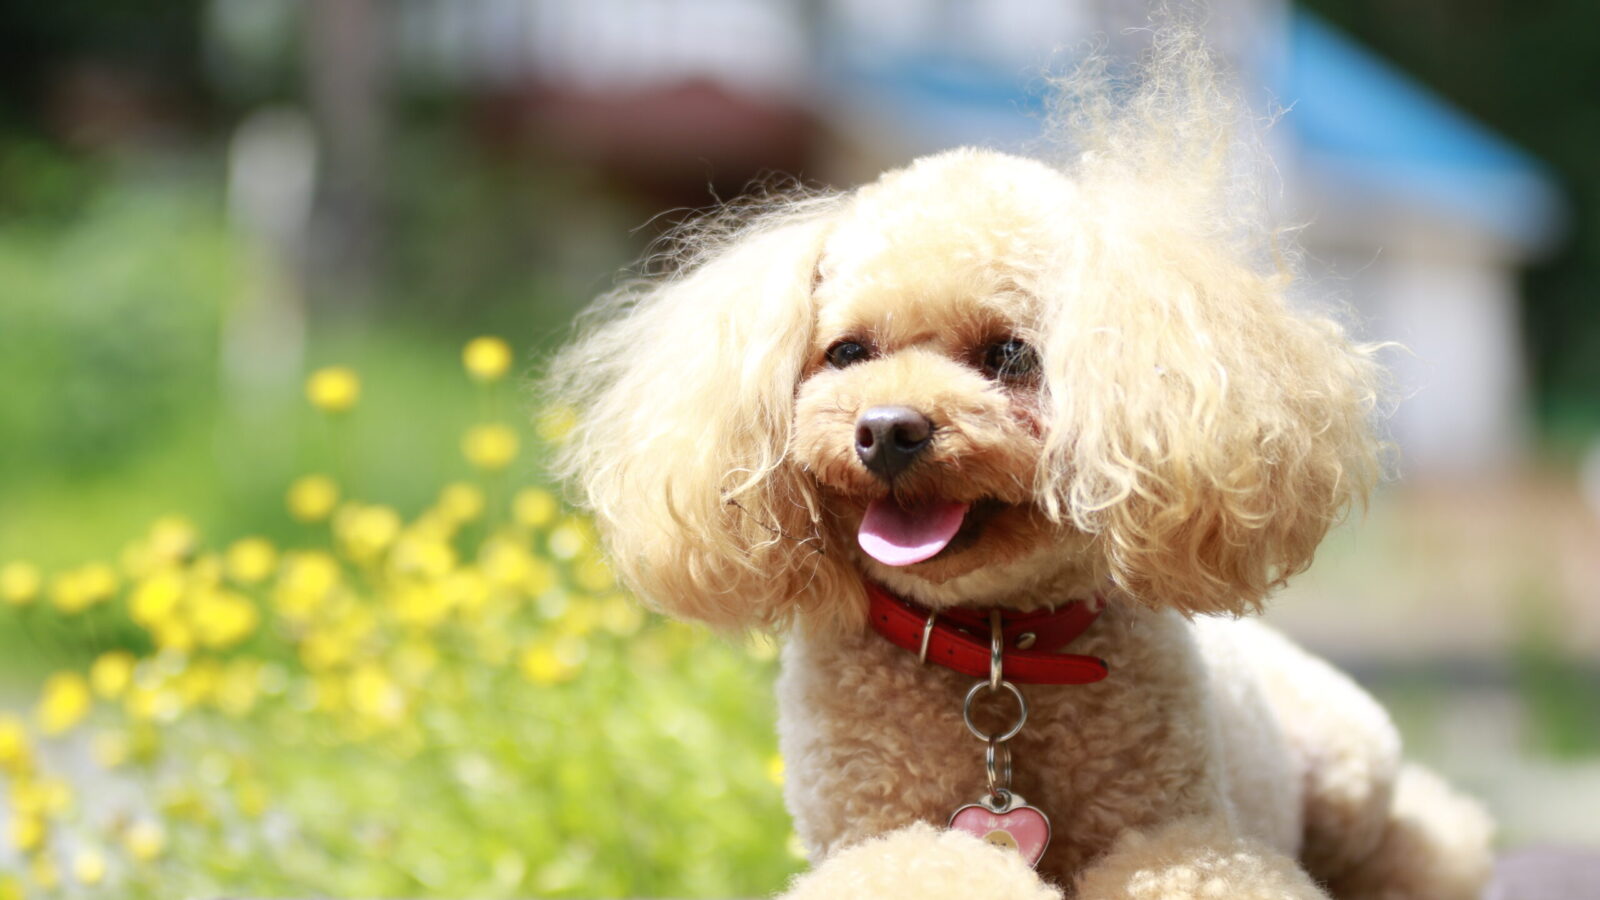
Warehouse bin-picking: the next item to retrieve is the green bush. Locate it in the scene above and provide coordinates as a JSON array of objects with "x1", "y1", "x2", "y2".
[{"x1": 0, "y1": 180, "x2": 241, "y2": 479}]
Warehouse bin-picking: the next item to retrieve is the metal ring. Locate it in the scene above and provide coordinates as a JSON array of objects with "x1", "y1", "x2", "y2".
[
  {"x1": 962, "y1": 680, "x2": 1028, "y2": 743},
  {"x1": 988, "y1": 608, "x2": 1003, "y2": 691},
  {"x1": 918, "y1": 609, "x2": 938, "y2": 664},
  {"x1": 983, "y1": 788, "x2": 1014, "y2": 814},
  {"x1": 985, "y1": 738, "x2": 1012, "y2": 794}
]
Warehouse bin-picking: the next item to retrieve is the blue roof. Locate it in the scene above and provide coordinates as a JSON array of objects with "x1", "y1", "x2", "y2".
[
  {"x1": 1281, "y1": 11, "x2": 1563, "y2": 250},
  {"x1": 826, "y1": 9, "x2": 1563, "y2": 252}
]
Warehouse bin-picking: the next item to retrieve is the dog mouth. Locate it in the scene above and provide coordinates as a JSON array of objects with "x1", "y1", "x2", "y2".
[{"x1": 857, "y1": 497, "x2": 1007, "y2": 567}]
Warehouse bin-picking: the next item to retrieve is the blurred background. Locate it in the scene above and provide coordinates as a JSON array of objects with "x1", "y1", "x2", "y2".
[{"x1": 0, "y1": 0, "x2": 1596, "y2": 896}]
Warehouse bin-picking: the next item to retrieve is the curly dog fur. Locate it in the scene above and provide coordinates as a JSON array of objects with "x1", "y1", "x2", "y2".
[{"x1": 548, "y1": 36, "x2": 1492, "y2": 900}]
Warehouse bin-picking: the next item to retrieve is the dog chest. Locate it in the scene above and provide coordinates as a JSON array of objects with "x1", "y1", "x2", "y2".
[{"x1": 775, "y1": 604, "x2": 1223, "y2": 882}]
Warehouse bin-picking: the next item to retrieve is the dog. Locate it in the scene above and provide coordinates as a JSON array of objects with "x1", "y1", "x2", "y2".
[{"x1": 546, "y1": 41, "x2": 1492, "y2": 900}]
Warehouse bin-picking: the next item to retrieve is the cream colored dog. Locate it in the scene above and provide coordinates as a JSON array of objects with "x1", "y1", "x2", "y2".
[{"x1": 548, "y1": 43, "x2": 1492, "y2": 900}]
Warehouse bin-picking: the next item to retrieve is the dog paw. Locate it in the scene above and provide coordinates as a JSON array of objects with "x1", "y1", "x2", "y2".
[
  {"x1": 779, "y1": 823, "x2": 1063, "y2": 900},
  {"x1": 1074, "y1": 820, "x2": 1329, "y2": 900}
]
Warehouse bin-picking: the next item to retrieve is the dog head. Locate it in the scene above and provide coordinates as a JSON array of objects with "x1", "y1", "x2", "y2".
[{"x1": 548, "y1": 144, "x2": 1383, "y2": 632}]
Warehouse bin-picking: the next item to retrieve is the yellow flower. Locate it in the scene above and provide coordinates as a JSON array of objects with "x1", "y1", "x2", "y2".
[
  {"x1": 48, "y1": 569, "x2": 92, "y2": 614},
  {"x1": 193, "y1": 590, "x2": 260, "y2": 648},
  {"x1": 334, "y1": 503, "x2": 401, "y2": 562},
  {"x1": 305, "y1": 365, "x2": 360, "y2": 413},
  {"x1": 119, "y1": 538, "x2": 155, "y2": 580},
  {"x1": 125, "y1": 820, "x2": 167, "y2": 863},
  {"x1": 72, "y1": 848, "x2": 106, "y2": 886},
  {"x1": 0, "y1": 561, "x2": 41, "y2": 606},
  {"x1": 90, "y1": 651, "x2": 137, "y2": 699},
  {"x1": 547, "y1": 517, "x2": 593, "y2": 560},
  {"x1": 348, "y1": 663, "x2": 406, "y2": 725},
  {"x1": 148, "y1": 515, "x2": 198, "y2": 563},
  {"x1": 409, "y1": 506, "x2": 458, "y2": 539},
  {"x1": 215, "y1": 659, "x2": 263, "y2": 718},
  {"x1": 440, "y1": 569, "x2": 490, "y2": 618},
  {"x1": 389, "y1": 534, "x2": 456, "y2": 580},
  {"x1": 130, "y1": 570, "x2": 183, "y2": 628},
  {"x1": 0, "y1": 715, "x2": 32, "y2": 774},
  {"x1": 123, "y1": 683, "x2": 181, "y2": 723},
  {"x1": 598, "y1": 594, "x2": 644, "y2": 636},
  {"x1": 518, "y1": 637, "x2": 585, "y2": 685},
  {"x1": 298, "y1": 608, "x2": 374, "y2": 670},
  {"x1": 463, "y1": 336, "x2": 514, "y2": 382},
  {"x1": 29, "y1": 855, "x2": 59, "y2": 891},
  {"x1": 392, "y1": 639, "x2": 439, "y2": 683},
  {"x1": 225, "y1": 537, "x2": 278, "y2": 583},
  {"x1": 190, "y1": 552, "x2": 223, "y2": 586},
  {"x1": 573, "y1": 555, "x2": 615, "y2": 592},
  {"x1": 392, "y1": 582, "x2": 452, "y2": 629},
  {"x1": 523, "y1": 558, "x2": 557, "y2": 596},
  {"x1": 274, "y1": 551, "x2": 342, "y2": 621},
  {"x1": 51, "y1": 563, "x2": 119, "y2": 612},
  {"x1": 438, "y1": 482, "x2": 485, "y2": 523},
  {"x1": 176, "y1": 659, "x2": 222, "y2": 708},
  {"x1": 36, "y1": 672, "x2": 91, "y2": 736},
  {"x1": 91, "y1": 730, "x2": 130, "y2": 768},
  {"x1": 287, "y1": 474, "x2": 340, "y2": 522},
  {"x1": 462, "y1": 423, "x2": 519, "y2": 470},
  {"x1": 766, "y1": 753, "x2": 785, "y2": 786},
  {"x1": 10, "y1": 777, "x2": 71, "y2": 817},
  {"x1": 513, "y1": 488, "x2": 557, "y2": 529},
  {"x1": 7, "y1": 814, "x2": 44, "y2": 853},
  {"x1": 479, "y1": 534, "x2": 532, "y2": 586},
  {"x1": 309, "y1": 673, "x2": 346, "y2": 713},
  {"x1": 153, "y1": 619, "x2": 196, "y2": 653},
  {"x1": 555, "y1": 598, "x2": 596, "y2": 636},
  {"x1": 78, "y1": 562, "x2": 118, "y2": 603},
  {"x1": 535, "y1": 404, "x2": 577, "y2": 444}
]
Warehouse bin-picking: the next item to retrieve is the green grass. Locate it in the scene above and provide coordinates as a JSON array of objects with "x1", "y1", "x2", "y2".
[{"x1": 1512, "y1": 605, "x2": 1600, "y2": 759}]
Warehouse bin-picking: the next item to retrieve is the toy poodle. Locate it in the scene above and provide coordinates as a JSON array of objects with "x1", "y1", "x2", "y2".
[{"x1": 546, "y1": 39, "x2": 1492, "y2": 900}]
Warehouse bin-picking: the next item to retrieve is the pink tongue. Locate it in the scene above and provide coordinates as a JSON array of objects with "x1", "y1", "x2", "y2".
[{"x1": 858, "y1": 498, "x2": 970, "y2": 567}]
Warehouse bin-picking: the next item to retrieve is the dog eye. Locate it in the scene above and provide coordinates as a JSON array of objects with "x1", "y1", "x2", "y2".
[
  {"x1": 983, "y1": 338, "x2": 1039, "y2": 380},
  {"x1": 826, "y1": 340, "x2": 871, "y2": 368}
]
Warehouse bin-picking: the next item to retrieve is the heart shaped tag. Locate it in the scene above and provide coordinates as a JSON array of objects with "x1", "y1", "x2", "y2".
[{"x1": 948, "y1": 794, "x2": 1051, "y2": 867}]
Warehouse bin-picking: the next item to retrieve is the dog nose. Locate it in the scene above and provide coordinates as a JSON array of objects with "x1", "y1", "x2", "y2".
[{"x1": 855, "y1": 406, "x2": 933, "y2": 480}]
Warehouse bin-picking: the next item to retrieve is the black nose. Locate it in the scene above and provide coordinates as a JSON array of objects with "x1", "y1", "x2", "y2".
[{"x1": 855, "y1": 406, "x2": 933, "y2": 481}]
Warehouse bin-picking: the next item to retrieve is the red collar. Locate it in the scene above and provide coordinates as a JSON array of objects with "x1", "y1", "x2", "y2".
[{"x1": 866, "y1": 582, "x2": 1109, "y2": 685}]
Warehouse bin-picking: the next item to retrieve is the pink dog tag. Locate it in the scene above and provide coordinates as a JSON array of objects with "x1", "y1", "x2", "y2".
[{"x1": 949, "y1": 793, "x2": 1051, "y2": 867}]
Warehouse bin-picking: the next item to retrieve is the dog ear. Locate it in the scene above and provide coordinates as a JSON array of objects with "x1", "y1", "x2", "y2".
[
  {"x1": 1034, "y1": 221, "x2": 1386, "y2": 616},
  {"x1": 546, "y1": 200, "x2": 863, "y2": 632}
]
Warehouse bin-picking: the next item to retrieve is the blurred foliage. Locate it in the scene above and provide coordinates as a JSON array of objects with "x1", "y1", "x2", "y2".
[
  {"x1": 0, "y1": 0, "x2": 209, "y2": 129},
  {"x1": 1512, "y1": 607, "x2": 1600, "y2": 759},
  {"x1": 0, "y1": 140, "x2": 106, "y2": 221},
  {"x1": 0, "y1": 174, "x2": 239, "y2": 480},
  {"x1": 0, "y1": 340, "x2": 802, "y2": 898},
  {"x1": 378, "y1": 128, "x2": 639, "y2": 337},
  {"x1": 0, "y1": 127, "x2": 641, "y2": 571},
  {"x1": 1304, "y1": 0, "x2": 1600, "y2": 448}
]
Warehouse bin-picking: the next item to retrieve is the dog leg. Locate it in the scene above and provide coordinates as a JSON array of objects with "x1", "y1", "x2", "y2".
[
  {"x1": 1323, "y1": 764, "x2": 1493, "y2": 900},
  {"x1": 780, "y1": 822, "x2": 1064, "y2": 900},
  {"x1": 1074, "y1": 817, "x2": 1329, "y2": 900}
]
